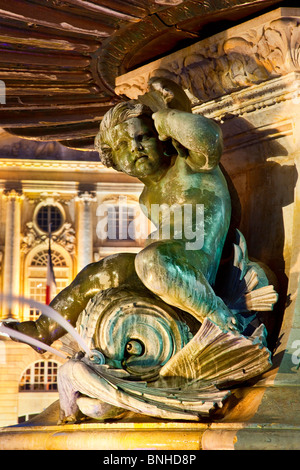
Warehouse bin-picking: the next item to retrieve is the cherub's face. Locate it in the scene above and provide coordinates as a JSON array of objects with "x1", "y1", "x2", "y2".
[{"x1": 103, "y1": 117, "x2": 164, "y2": 178}]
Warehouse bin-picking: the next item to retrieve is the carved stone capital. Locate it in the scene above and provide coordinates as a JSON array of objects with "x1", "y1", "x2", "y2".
[
  {"x1": 2, "y1": 188, "x2": 23, "y2": 202},
  {"x1": 76, "y1": 190, "x2": 97, "y2": 204},
  {"x1": 115, "y1": 8, "x2": 300, "y2": 105}
]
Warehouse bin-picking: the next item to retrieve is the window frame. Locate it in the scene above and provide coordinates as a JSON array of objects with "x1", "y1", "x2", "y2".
[
  {"x1": 96, "y1": 196, "x2": 147, "y2": 248},
  {"x1": 19, "y1": 360, "x2": 60, "y2": 392},
  {"x1": 23, "y1": 243, "x2": 73, "y2": 321},
  {"x1": 32, "y1": 200, "x2": 66, "y2": 237}
]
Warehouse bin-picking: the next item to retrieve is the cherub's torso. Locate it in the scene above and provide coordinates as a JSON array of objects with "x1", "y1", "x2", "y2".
[{"x1": 139, "y1": 157, "x2": 231, "y2": 254}]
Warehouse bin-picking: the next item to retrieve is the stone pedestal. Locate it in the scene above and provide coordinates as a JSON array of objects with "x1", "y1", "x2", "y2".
[{"x1": 0, "y1": 400, "x2": 299, "y2": 450}]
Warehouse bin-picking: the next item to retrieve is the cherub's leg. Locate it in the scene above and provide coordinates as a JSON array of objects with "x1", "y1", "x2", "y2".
[
  {"x1": 135, "y1": 240, "x2": 239, "y2": 333},
  {"x1": 6, "y1": 253, "x2": 139, "y2": 347}
]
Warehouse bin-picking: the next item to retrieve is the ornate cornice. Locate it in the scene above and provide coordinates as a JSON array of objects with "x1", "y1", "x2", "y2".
[
  {"x1": 115, "y1": 8, "x2": 300, "y2": 105},
  {"x1": 0, "y1": 159, "x2": 106, "y2": 172},
  {"x1": 193, "y1": 72, "x2": 300, "y2": 121}
]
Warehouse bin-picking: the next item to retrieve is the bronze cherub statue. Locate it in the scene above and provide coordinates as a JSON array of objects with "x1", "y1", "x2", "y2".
[{"x1": 3, "y1": 78, "x2": 278, "y2": 423}]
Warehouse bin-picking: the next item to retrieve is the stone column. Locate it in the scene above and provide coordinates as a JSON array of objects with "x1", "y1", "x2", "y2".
[
  {"x1": 76, "y1": 191, "x2": 96, "y2": 273},
  {"x1": 2, "y1": 189, "x2": 23, "y2": 319}
]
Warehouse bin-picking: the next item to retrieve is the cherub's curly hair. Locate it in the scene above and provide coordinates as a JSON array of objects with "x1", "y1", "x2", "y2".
[{"x1": 95, "y1": 100, "x2": 152, "y2": 169}]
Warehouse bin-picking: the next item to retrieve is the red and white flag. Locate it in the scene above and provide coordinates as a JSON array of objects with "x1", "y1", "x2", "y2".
[{"x1": 46, "y1": 226, "x2": 56, "y2": 305}]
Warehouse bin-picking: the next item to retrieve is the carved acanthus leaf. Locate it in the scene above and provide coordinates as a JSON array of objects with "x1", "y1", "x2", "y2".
[{"x1": 182, "y1": 18, "x2": 300, "y2": 102}]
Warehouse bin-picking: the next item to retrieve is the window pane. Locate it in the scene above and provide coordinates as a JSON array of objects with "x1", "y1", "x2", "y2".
[
  {"x1": 19, "y1": 360, "x2": 60, "y2": 392},
  {"x1": 36, "y1": 205, "x2": 62, "y2": 233},
  {"x1": 107, "y1": 205, "x2": 135, "y2": 241},
  {"x1": 24, "y1": 249, "x2": 69, "y2": 321}
]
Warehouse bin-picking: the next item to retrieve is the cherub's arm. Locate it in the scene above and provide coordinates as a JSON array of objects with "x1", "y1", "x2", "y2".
[
  {"x1": 4, "y1": 253, "x2": 138, "y2": 349},
  {"x1": 152, "y1": 109, "x2": 223, "y2": 171}
]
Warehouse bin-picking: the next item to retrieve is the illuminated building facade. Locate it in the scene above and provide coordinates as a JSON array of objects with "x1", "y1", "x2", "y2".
[{"x1": 0, "y1": 129, "x2": 147, "y2": 426}]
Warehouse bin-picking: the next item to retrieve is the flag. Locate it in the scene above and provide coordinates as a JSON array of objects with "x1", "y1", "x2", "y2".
[{"x1": 46, "y1": 224, "x2": 56, "y2": 305}]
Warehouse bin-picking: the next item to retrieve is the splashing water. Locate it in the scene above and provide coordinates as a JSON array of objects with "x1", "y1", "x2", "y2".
[
  {"x1": 0, "y1": 323, "x2": 67, "y2": 359},
  {"x1": 0, "y1": 294, "x2": 92, "y2": 357}
]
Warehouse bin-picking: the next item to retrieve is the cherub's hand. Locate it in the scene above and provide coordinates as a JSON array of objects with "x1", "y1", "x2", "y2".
[{"x1": 152, "y1": 109, "x2": 171, "y2": 141}]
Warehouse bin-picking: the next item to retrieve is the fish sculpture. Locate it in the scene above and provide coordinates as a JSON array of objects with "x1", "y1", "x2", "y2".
[{"x1": 57, "y1": 230, "x2": 277, "y2": 423}]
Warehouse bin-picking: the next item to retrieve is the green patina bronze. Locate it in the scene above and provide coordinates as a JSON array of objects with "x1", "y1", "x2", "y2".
[
  {"x1": 4, "y1": 79, "x2": 279, "y2": 422},
  {"x1": 11, "y1": 79, "x2": 236, "y2": 342}
]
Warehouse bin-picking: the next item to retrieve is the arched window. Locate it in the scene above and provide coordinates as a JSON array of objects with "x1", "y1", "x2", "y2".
[
  {"x1": 23, "y1": 245, "x2": 72, "y2": 321},
  {"x1": 19, "y1": 360, "x2": 59, "y2": 392}
]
